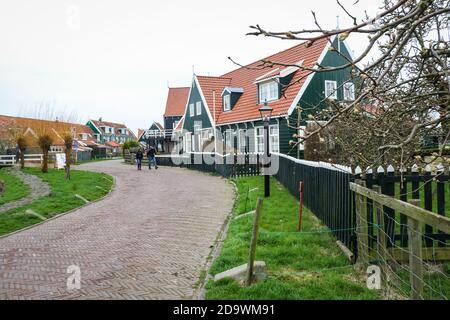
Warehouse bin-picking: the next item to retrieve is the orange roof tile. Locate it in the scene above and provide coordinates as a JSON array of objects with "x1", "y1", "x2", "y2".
[
  {"x1": 0, "y1": 115, "x2": 95, "y2": 147},
  {"x1": 194, "y1": 38, "x2": 330, "y2": 125},
  {"x1": 164, "y1": 87, "x2": 190, "y2": 117}
]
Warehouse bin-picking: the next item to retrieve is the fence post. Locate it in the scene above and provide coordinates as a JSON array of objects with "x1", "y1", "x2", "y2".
[
  {"x1": 373, "y1": 185, "x2": 387, "y2": 288},
  {"x1": 407, "y1": 199, "x2": 423, "y2": 300},
  {"x1": 245, "y1": 197, "x2": 264, "y2": 286},
  {"x1": 355, "y1": 180, "x2": 369, "y2": 265}
]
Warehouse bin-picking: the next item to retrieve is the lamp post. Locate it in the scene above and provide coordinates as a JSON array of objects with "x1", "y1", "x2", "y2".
[{"x1": 259, "y1": 102, "x2": 273, "y2": 198}]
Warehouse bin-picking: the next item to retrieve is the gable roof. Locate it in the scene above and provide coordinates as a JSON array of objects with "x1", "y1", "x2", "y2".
[
  {"x1": 89, "y1": 119, "x2": 137, "y2": 140},
  {"x1": 196, "y1": 76, "x2": 232, "y2": 123},
  {"x1": 193, "y1": 37, "x2": 330, "y2": 125},
  {"x1": 164, "y1": 87, "x2": 190, "y2": 117},
  {"x1": 137, "y1": 129, "x2": 146, "y2": 141},
  {"x1": 0, "y1": 115, "x2": 96, "y2": 146}
]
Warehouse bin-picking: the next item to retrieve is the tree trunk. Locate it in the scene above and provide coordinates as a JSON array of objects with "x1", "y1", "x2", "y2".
[
  {"x1": 65, "y1": 148, "x2": 71, "y2": 180},
  {"x1": 42, "y1": 150, "x2": 49, "y2": 173},
  {"x1": 20, "y1": 151, "x2": 25, "y2": 169}
]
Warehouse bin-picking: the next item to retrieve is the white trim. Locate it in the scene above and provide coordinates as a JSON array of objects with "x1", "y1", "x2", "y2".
[
  {"x1": 343, "y1": 82, "x2": 355, "y2": 101},
  {"x1": 221, "y1": 87, "x2": 244, "y2": 96},
  {"x1": 258, "y1": 79, "x2": 279, "y2": 103},
  {"x1": 194, "y1": 76, "x2": 216, "y2": 127},
  {"x1": 196, "y1": 101, "x2": 202, "y2": 116},
  {"x1": 287, "y1": 35, "x2": 339, "y2": 115},
  {"x1": 272, "y1": 152, "x2": 352, "y2": 173},
  {"x1": 324, "y1": 80, "x2": 338, "y2": 100},
  {"x1": 216, "y1": 114, "x2": 287, "y2": 127},
  {"x1": 223, "y1": 94, "x2": 231, "y2": 112},
  {"x1": 254, "y1": 68, "x2": 280, "y2": 83},
  {"x1": 88, "y1": 120, "x2": 102, "y2": 136}
]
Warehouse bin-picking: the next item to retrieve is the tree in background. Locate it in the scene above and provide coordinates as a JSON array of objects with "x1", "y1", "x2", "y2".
[
  {"x1": 61, "y1": 132, "x2": 74, "y2": 180},
  {"x1": 37, "y1": 133, "x2": 53, "y2": 173},
  {"x1": 243, "y1": 0, "x2": 449, "y2": 168},
  {"x1": 16, "y1": 136, "x2": 27, "y2": 169}
]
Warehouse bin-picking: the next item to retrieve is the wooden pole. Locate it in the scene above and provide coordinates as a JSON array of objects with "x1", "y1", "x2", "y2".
[
  {"x1": 373, "y1": 185, "x2": 387, "y2": 289},
  {"x1": 407, "y1": 199, "x2": 423, "y2": 300},
  {"x1": 245, "y1": 197, "x2": 264, "y2": 286},
  {"x1": 355, "y1": 180, "x2": 369, "y2": 265}
]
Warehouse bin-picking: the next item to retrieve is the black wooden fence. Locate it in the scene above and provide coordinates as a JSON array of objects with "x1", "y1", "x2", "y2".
[
  {"x1": 274, "y1": 154, "x2": 354, "y2": 247},
  {"x1": 125, "y1": 151, "x2": 450, "y2": 255},
  {"x1": 355, "y1": 165, "x2": 450, "y2": 251}
]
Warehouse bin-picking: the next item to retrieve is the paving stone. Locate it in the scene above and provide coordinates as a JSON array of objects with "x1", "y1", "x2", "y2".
[{"x1": 0, "y1": 160, "x2": 234, "y2": 300}]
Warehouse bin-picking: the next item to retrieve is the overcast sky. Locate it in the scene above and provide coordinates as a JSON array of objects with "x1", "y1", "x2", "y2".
[{"x1": 0, "y1": 0, "x2": 380, "y2": 134}]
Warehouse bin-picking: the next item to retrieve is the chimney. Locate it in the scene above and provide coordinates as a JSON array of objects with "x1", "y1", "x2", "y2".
[{"x1": 99, "y1": 117, "x2": 102, "y2": 122}]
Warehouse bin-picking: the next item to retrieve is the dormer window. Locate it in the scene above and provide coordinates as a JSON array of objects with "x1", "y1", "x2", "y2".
[
  {"x1": 221, "y1": 87, "x2": 243, "y2": 111},
  {"x1": 259, "y1": 81, "x2": 279, "y2": 103},
  {"x1": 223, "y1": 95, "x2": 231, "y2": 111}
]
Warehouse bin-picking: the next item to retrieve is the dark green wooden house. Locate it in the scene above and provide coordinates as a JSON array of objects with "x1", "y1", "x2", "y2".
[{"x1": 178, "y1": 35, "x2": 355, "y2": 158}]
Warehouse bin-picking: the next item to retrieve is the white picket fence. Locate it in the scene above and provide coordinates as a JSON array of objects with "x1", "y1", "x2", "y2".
[
  {"x1": 0, "y1": 155, "x2": 16, "y2": 166},
  {"x1": 0, "y1": 154, "x2": 44, "y2": 167},
  {"x1": 23, "y1": 154, "x2": 44, "y2": 162}
]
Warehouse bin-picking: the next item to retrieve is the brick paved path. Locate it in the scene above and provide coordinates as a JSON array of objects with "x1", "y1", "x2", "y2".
[{"x1": 0, "y1": 160, "x2": 234, "y2": 300}]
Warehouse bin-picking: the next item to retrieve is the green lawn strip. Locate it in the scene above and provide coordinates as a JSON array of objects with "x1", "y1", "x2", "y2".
[
  {"x1": 0, "y1": 168, "x2": 114, "y2": 236},
  {"x1": 205, "y1": 176, "x2": 380, "y2": 300},
  {"x1": 0, "y1": 168, "x2": 31, "y2": 206}
]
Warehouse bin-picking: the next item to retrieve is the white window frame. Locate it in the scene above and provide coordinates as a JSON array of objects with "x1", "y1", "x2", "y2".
[
  {"x1": 193, "y1": 122, "x2": 202, "y2": 152},
  {"x1": 255, "y1": 127, "x2": 264, "y2": 153},
  {"x1": 269, "y1": 124, "x2": 279, "y2": 153},
  {"x1": 196, "y1": 101, "x2": 202, "y2": 116},
  {"x1": 238, "y1": 129, "x2": 247, "y2": 153},
  {"x1": 189, "y1": 103, "x2": 195, "y2": 117},
  {"x1": 298, "y1": 126, "x2": 306, "y2": 151},
  {"x1": 224, "y1": 130, "x2": 233, "y2": 148},
  {"x1": 223, "y1": 95, "x2": 231, "y2": 111},
  {"x1": 325, "y1": 80, "x2": 338, "y2": 100},
  {"x1": 259, "y1": 80, "x2": 279, "y2": 103},
  {"x1": 343, "y1": 82, "x2": 355, "y2": 101},
  {"x1": 185, "y1": 133, "x2": 192, "y2": 153}
]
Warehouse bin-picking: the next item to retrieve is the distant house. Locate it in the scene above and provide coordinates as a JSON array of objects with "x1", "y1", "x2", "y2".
[
  {"x1": 178, "y1": 36, "x2": 356, "y2": 158},
  {"x1": 0, "y1": 115, "x2": 98, "y2": 162},
  {"x1": 86, "y1": 118, "x2": 137, "y2": 145},
  {"x1": 140, "y1": 87, "x2": 189, "y2": 153}
]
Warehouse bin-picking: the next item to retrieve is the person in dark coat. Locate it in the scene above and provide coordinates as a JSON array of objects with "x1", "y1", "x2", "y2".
[
  {"x1": 135, "y1": 149, "x2": 144, "y2": 171},
  {"x1": 146, "y1": 146, "x2": 158, "y2": 170}
]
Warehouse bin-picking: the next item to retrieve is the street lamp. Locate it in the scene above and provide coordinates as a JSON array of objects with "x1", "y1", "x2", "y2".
[{"x1": 259, "y1": 101, "x2": 273, "y2": 198}]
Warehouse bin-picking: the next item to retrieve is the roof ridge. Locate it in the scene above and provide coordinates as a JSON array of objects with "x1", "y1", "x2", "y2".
[
  {"x1": 0, "y1": 114, "x2": 85, "y2": 127},
  {"x1": 221, "y1": 37, "x2": 328, "y2": 77}
]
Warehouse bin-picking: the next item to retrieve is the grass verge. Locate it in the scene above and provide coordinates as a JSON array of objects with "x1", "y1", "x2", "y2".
[
  {"x1": 205, "y1": 176, "x2": 380, "y2": 300},
  {"x1": 0, "y1": 168, "x2": 114, "y2": 236},
  {"x1": 0, "y1": 168, "x2": 31, "y2": 206}
]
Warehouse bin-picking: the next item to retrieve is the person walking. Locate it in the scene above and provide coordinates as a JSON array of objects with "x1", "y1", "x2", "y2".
[
  {"x1": 147, "y1": 146, "x2": 158, "y2": 170},
  {"x1": 136, "y1": 148, "x2": 144, "y2": 171}
]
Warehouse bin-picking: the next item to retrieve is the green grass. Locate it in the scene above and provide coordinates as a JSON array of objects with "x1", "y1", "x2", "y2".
[
  {"x1": 0, "y1": 168, "x2": 31, "y2": 206},
  {"x1": 205, "y1": 176, "x2": 380, "y2": 300},
  {"x1": 0, "y1": 168, "x2": 114, "y2": 236}
]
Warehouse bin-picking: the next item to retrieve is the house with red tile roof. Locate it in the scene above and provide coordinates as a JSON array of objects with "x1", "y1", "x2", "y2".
[
  {"x1": 86, "y1": 118, "x2": 137, "y2": 146},
  {"x1": 179, "y1": 36, "x2": 356, "y2": 158},
  {"x1": 0, "y1": 115, "x2": 101, "y2": 161},
  {"x1": 140, "y1": 87, "x2": 190, "y2": 153}
]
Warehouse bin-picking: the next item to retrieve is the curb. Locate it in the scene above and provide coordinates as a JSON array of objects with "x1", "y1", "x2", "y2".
[
  {"x1": 0, "y1": 171, "x2": 117, "y2": 240},
  {"x1": 195, "y1": 179, "x2": 239, "y2": 300}
]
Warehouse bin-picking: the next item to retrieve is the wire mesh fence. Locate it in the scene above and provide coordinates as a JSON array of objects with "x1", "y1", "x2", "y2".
[{"x1": 353, "y1": 181, "x2": 450, "y2": 300}]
